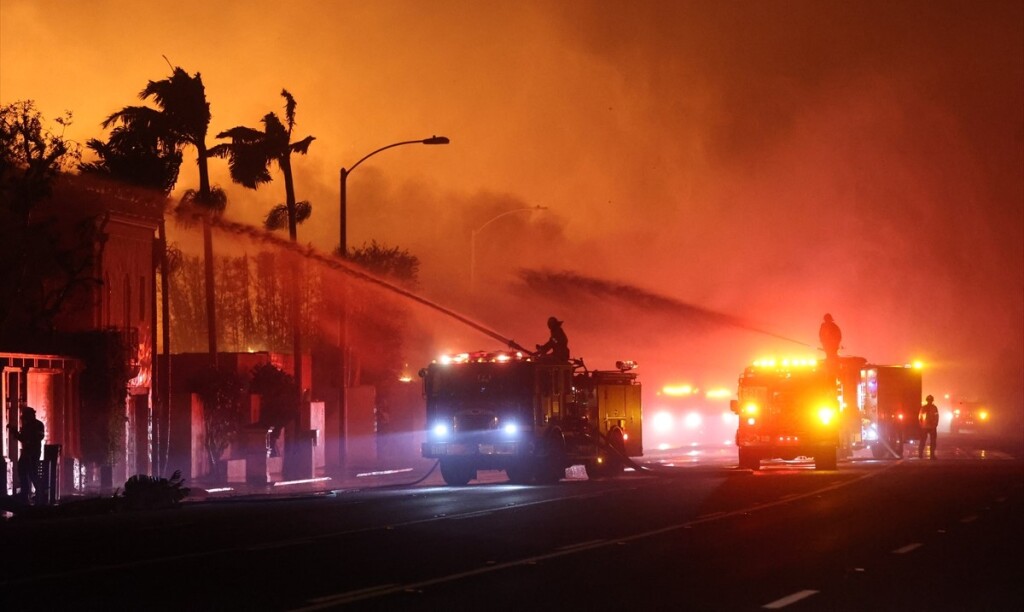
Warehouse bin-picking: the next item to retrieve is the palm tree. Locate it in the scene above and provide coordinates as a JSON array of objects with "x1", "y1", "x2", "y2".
[
  {"x1": 209, "y1": 89, "x2": 315, "y2": 241},
  {"x1": 103, "y1": 65, "x2": 221, "y2": 360},
  {"x1": 211, "y1": 90, "x2": 315, "y2": 435},
  {"x1": 81, "y1": 118, "x2": 183, "y2": 477}
]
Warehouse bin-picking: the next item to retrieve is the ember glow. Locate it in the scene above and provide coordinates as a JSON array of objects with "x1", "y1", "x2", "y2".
[{"x1": 2, "y1": 1, "x2": 1020, "y2": 421}]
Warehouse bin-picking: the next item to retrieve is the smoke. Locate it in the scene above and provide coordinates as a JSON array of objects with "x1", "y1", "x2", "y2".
[{"x1": 3, "y1": 0, "x2": 1020, "y2": 421}]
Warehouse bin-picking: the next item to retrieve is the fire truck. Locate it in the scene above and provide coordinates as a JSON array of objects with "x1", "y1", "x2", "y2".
[
  {"x1": 420, "y1": 350, "x2": 643, "y2": 485},
  {"x1": 730, "y1": 356, "x2": 923, "y2": 469},
  {"x1": 860, "y1": 364, "x2": 923, "y2": 458}
]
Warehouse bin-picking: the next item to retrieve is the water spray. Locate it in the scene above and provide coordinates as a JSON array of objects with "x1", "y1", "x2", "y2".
[
  {"x1": 200, "y1": 214, "x2": 529, "y2": 351},
  {"x1": 519, "y1": 269, "x2": 815, "y2": 348}
]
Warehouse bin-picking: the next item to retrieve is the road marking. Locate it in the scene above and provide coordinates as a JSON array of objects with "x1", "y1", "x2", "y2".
[
  {"x1": 289, "y1": 463, "x2": 900, "y2": 610},
  {"x1": 762, "y1": 589, "x2": 819, "y2": 609},
  {"x1": 556, "y1": 539, "x2": 605, "y2": 551},
  {"x1": 892, "y1": 543, "x2": 922, "y2": 554},
  {"x1": 308, "y1": 584, "x2": 398, "y2": 604},
  {"x1": 447, "y1": 511, "x2": 493, "y2": 520},
  {"x1": 960, "y1": 515, "x2": 978, "y2": 523}
]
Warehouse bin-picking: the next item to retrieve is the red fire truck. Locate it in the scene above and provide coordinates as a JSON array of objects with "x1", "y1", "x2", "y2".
[
  {"x1": 731, "y1": 356, "x2": 923, "y2": 469},
  {"x1": 420, "y1": 350, "x2": 643, "y2": 485}
]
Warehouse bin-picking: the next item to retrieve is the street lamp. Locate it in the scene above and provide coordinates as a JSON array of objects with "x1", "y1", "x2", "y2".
[
  {"x1": 470, "y1": 205, "x2": 548, "y2": 289},
  {"x1": 336, "y1": 135, "x2": 448, "y2": 469},
  {"x1": 339, "y1": 135, "x2": 449, "y2": 255}
]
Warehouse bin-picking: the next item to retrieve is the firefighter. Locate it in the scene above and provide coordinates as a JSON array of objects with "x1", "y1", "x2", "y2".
[
  {"x1": 918, "y1": 395, "x2": 940, "y2": 459},
  {"x1": 819, "y1": 313, "x2": 842, "y2": 361},
  {"x1": 535, "y1": 316, "x2": 570, "y2": 362},
  {"x1": 9, "y1": 406, "x2": 45, "y2": 502}
]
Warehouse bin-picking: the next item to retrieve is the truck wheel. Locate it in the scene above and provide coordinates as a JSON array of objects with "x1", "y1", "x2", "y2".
[
  {"x1": 440, "y1": 459, "x2": 474, "y2": 486},
  {"x1": 738, "y1": 447, "x2": 760, "y2": 470},
  {"x1": 814, "y1": 447, "x2": 838, "y2": 470},
  {"x1": 535, "y1": 434, "x2": 567, "y2": 484},
  {"x1": 506, "y1": 461, "x2": 534, "y2": 485}
]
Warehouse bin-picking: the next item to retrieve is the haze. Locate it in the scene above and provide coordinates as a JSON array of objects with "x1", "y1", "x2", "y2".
[{"x1": 2, "y1": 1, "x2": 1021, "y2": 417}]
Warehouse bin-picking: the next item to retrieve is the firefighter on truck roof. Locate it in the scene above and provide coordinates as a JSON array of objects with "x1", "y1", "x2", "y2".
[
  {"x1": 819, "y1": 313, "x2": 842, "y2": 361},
  {"x1": 536, "y1": 316, "x2": 570, "y2": 362}
]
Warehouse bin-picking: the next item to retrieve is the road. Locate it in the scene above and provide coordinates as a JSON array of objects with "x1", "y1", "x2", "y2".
[{"x1": 2, "y1": 433, "x2": 1021, "y2": 611}]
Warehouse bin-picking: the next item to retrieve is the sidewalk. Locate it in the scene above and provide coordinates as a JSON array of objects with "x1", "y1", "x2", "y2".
[{"x1": 183, "y1": 458, "x2": 442, "y2": 502}]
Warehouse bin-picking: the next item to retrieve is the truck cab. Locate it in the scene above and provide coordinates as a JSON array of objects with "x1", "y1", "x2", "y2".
[
  {"x1": 420, "y1": 351, "x2": 642, "y2": 485},
  {"x1": 731, "y1": 358, "x2": 845, "y2": 470}
]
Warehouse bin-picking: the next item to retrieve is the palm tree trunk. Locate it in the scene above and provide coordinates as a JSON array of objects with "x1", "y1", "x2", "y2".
[
  {"x1": 158, "y1": 217, "x2": 172, "y2": 476},
  {"x1": 281, "y1": 157, "x2": 303, "y2": 416},
  {"x1": 196, "y1": 144, "x2": 218, "y2": 364}
]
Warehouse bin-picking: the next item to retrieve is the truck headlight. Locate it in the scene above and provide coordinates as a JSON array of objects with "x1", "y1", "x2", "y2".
[
  {"x1": 503, "y1": 422, "x2": 519, "y2": 435},
  {"x1": 432, "y1": 423, "x2": 450, "y2": 438}
]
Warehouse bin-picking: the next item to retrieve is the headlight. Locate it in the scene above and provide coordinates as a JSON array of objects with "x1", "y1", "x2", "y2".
[
  {"x1": 652, "y1": 411, "x2": 673, "y2": 433},
  {"x1": 818, "y1": 407, "x2": 836, "y2": 425},
  {"x1": 432, "y1": 423, "x2": 450, "y2": 438},
  {"x1": 743, "y1": 402, "x2": 759, "y2": 416},
  {"x1": 503, "y1": 422, "x2": 519, "y2": 435},
  {"x1": 684, "y1": 412, "x2": 702, "y2": 429}
]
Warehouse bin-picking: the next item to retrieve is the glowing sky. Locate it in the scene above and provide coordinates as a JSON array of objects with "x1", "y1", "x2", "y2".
[{"x1": 2, "y1": 0, "x2": 1021, "y2": 410}]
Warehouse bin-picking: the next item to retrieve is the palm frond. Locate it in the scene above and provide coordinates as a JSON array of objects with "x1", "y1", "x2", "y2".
[
  {"x1": 264, "y1": 204, "x2": 289, "y2": 231},
  {"x1": 215, "y1": 125, "x2": 265, "y2": 143},
  {"x1": 289, "y1": 135, "x2": 315, "y2": 155},
  {"x1": 294, "y1": 200, "x2": 312, "y2": 224},
  {"x1": 281, "y1": 89, "x2": 297, "y2": 130},
  {"x1": 225, "y1": 143, "x2": 272, "y2": 189},
  {"x1": 261, "y1": 113, "x2": 290, "y2": 150},
  {"x1": 178, "y1": 185, "x2": 228, "y2": 216}
]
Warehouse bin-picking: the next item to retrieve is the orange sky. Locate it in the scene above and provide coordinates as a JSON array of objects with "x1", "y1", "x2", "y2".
[{"x1": 2, "y1": 0, "x2": 1022, "y2": 411}]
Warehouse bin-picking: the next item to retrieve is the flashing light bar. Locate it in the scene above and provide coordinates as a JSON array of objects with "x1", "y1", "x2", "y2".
[
  {"x1": 437, "y1": 350, "x2": 526, "y2": 365},
  {"x1": 705, "y1": 388, "x2": 732, "y2": 399},
  {"x1": 662, "y1": 384, "x2": 695, "y2": 396},
  {"x1": 751, "y1": 357, "x2": 818, "y2": 369}
]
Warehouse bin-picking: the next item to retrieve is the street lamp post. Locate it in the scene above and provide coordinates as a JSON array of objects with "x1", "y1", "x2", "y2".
[
  {"x1": 470, "y1": 205, "x2": 548, "y2": 289},
  {"x1": 339, "y1": 135, "x2": 449, "y2": 255},
  {"x1": 336, "y1": 135, "x2": 448, "y2": 468}
]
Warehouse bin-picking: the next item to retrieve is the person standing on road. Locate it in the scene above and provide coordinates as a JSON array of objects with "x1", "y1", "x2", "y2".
[
  {"x1": 9, "y1": 406, "x2": 45, "y2": 502},
  {"x1": 918, "y1": 395, "x2": 940, "y2": 459}
]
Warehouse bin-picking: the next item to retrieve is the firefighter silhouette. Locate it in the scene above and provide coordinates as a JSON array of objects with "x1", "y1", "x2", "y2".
[
  {"x1": 536, "y1": 316, "x2": 570, "y2": 362},
  {"x1": 10, "y1": 406, "x2": 45, "y2": 503},
  {"x1": 918, "y1": 395, "x2": 940, "y2": 459},
  {"x1": 819, "y1": 313, "x2": 842, "y2": 361}
]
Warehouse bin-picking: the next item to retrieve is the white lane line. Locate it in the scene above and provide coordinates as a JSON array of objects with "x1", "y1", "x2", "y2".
[
  {"x1": 291, "y1": 464, "x2": 901, "y2": 610},
  {"x1": 892, "y1": 543, "x2": 922, "y2": 554},
  {"x1": 556, "y1": 539, "x2": 606, "y2": 551},
  {"x1": 308, "y1": 584, "x2": 398, "y2": 604},
  {"x1": 960, "y1": 515, "x2": 978, "y2": 523},
  {"x1": 763, "y1": 589, "x2": 819, "y2": 609}
]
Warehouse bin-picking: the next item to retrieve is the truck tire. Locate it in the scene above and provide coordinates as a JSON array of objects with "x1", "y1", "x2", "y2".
[
  {"x1": 738, "y1": 447, "x2": 760, "y2": 470},
  {"x1": 440, "y1": 459, "x2": 475, "y2": 486},
  {"x1": 505, "y1": 461, "x2": 534, "y2": 485},
  {"x1": 814, "y1": 447, "x2": 837, "y2": 470},
  {"x1": 584, "y1": 428, "x2": 627, "y2": 480},
  {"x1": 535, "y1": 433, "x2": 567, "y2": 484}
]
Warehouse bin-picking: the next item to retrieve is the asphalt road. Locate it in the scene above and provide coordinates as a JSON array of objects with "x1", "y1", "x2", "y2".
[{"x1": 2, "y1": 433, "x2": 1021, "y2": 611}]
